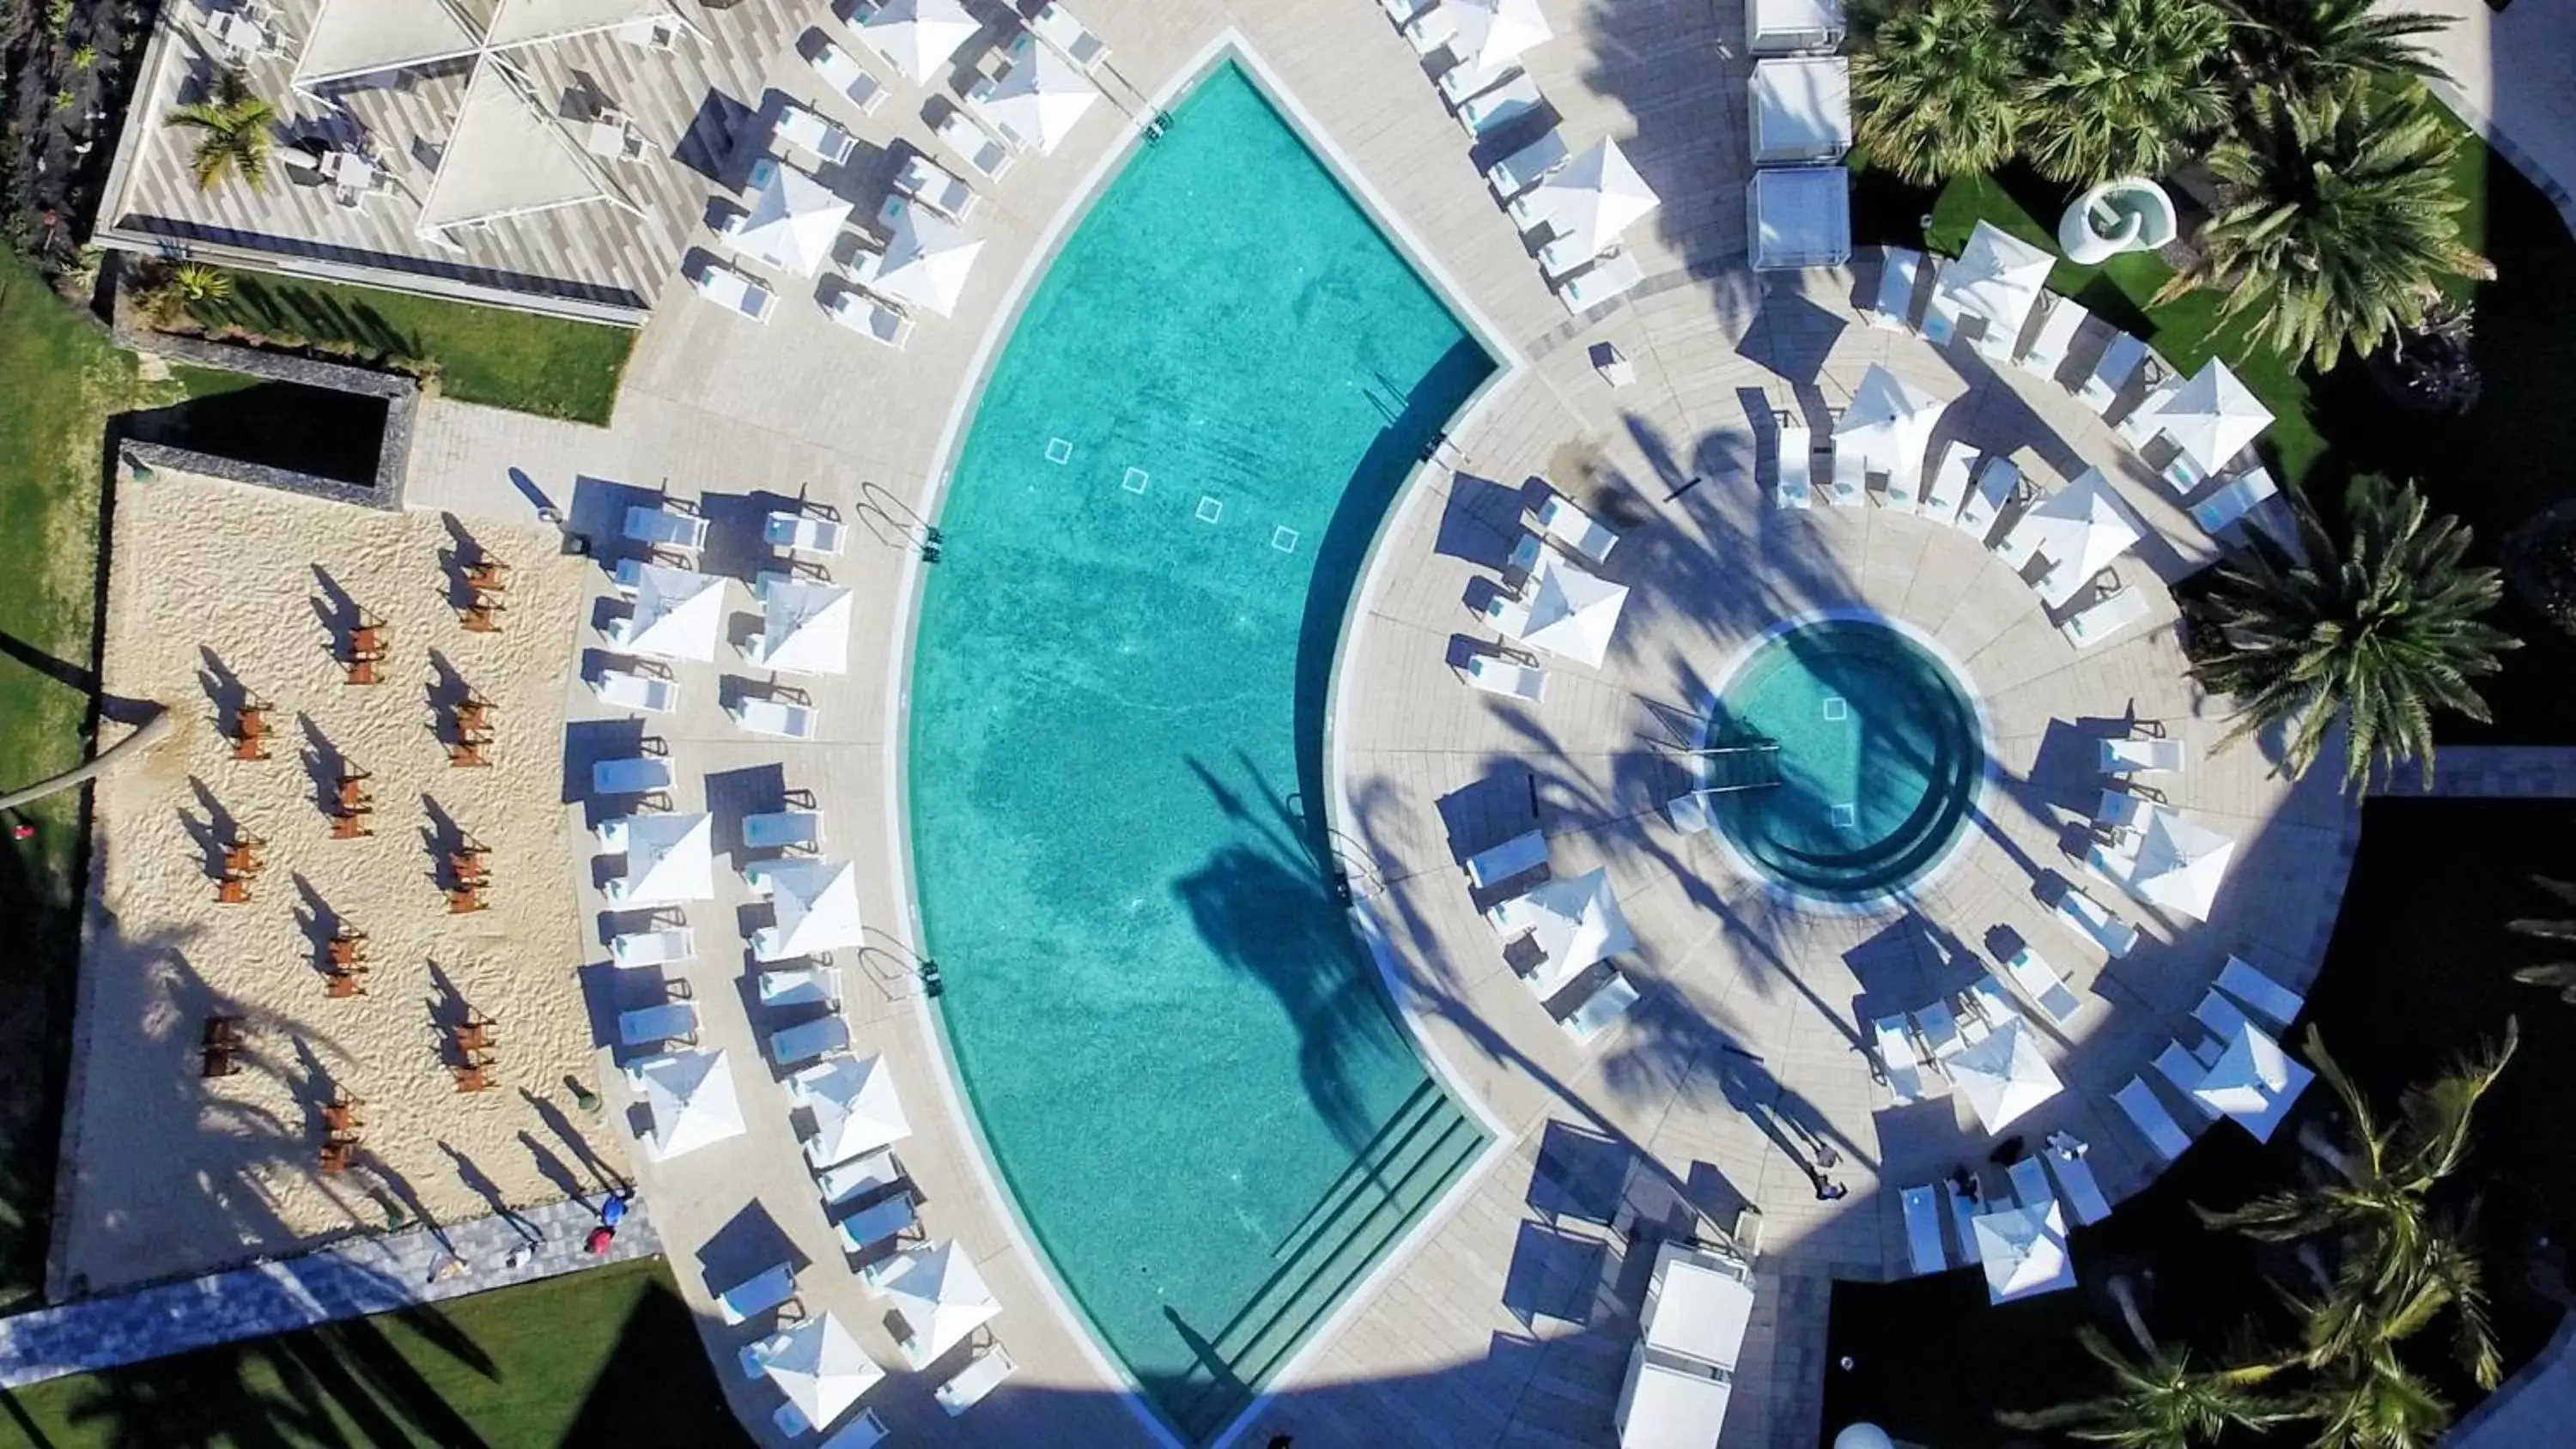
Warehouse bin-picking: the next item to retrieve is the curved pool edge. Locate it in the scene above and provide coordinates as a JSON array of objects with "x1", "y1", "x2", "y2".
[{"x1": 872, "y1": 29, "x2": 1522, "y2": 1449}]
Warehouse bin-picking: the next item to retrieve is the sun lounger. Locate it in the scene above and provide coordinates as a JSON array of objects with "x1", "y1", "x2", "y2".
[
  {"x1": 807, "y1": 38, "x2": 887, "y2": 114},
  {"x1": 619, "y1": 999, "x2": 699, "y2": 1048},
  {"x1": 1914, "y1": 999, "x2": 1965, "y2": 1067},
  {"x1": 1956, "y1": 454, "x2": 2016, "y2": 542},
  {"x1": 819, "y1": 1407, "x2": 891, "y2": 1449},
  {"x1": 1825, "y1": 437, "x2": 1866, "y2": 506},
  {"x1": 775, "y1": 101, "x2": 857, "y2": 166},
  {"x1": 1965, "y1": 976, "x2": 2020, "y2": 1031},
  {"x1": 623, "y1": 504, "x2": 707, "y2": 554},
  {"x1": 1919, "y1": 276, "x2": 1964, "y2": 347},
  {"x1": 894, "y1": 153, "x2": 978, "y2": 219},
  {"x1": 1030, "y1": 1, "x2": 1108, "y2": 70},
  {"x1": 2002, "y1": 946, "x2": 2083, "y2": 1022},
  {"x1": 716, "y1": 1263, "x2": 797, "y2": 1325},
  {"x1": 1900, "y1": 1185, "x2": 1947, "y2": 1274},
  {"x1": 769, "y1": 1013, "x2": 852, "y2": 1067},
  {"x1": 1455, "y1": 72, "x2": 1543, "y2": 137},
  {"x1": 1943, "y1": 1179, "x2": 1982, "y2": 1264},
  {"x1": 819, "y1": 1147, "x2": 902, "y2": 1208},
  {"x1": 2019, "y1": 296, "x2": 2086, "y2": 381},
  {"x1": 2094, "y1": 788, "x2": 2151, "y2": 838},
  {"x1": 1919, "y1": 440, "x2": 1972, "y2": 523},
  {"x1": 936, "y1": 1343, "x2": 1018, "y2": 1416},
  {"x1": 835, "y1": 1191, "x2": 920, "y2": 1255},
  {"x1": 609, "y1": 556, "x2": 647, "y2": 595},
  {"x1": 2193, "y1": 468, "x2": 2279, "y2": 536},
  {"x1": 1377, "y1": 0, "x2": 1428, "y2": 21},
  {"x1": 1872, "y1": 1015, "x2": 1924, "y2": 1103},
  {"x1": 594, "y1": 813, "x2": 634, "y2": 851},
  {"x1": 1401, "y1": 6, "x2": 1457, "y2": 54},
  {"x1": 610, "y1": 927, "x2": 695, "y2": 968},
  {"x1": 2153, "y1": 1042, "x2": 2219, "y2": 1115},
  {"x1": 731, "y1": 697, "x2": 820, "y2": 740},
  {"x1": 1486, "y1": 129, "x2": 1569, "y2": 200},
  {"x1": 1466, "y1": 654, "x2": 1546, "y2": 701},
  {"x1": 1562, "y1": 971, "x2": 1641, "y2": 1046},
  {"x1": 766, "y1": 511, "x2": 848, "y2": 557},
  {"x1": 2101, "y1": 736, "x2": 2184, "y2": 774},
  {"x1": 1866, "y1": 246, "x2": 1921, "y2": 330},
  {"x1": 592, "y1": 755, "x2": 672, "y2": 796},
  {"x1": 1555, "y1": 249, "x2": 1644, "y2": 313},
  {"x1": 2192, "y1": 987, "x2": 2253, "y2": 1044},
  {"x1": 1534, "y1": 495, "x2": 1618, "y2": 565},
  {"x1": 760, "y1": 963, "x2": 842, "y2": 1009},
  {"x1": 2217, "y1": 956, "x2": 2305, "y2": 1030},
  {"x1": 829, "y1": 289, "x2": 914, "y2": 349},
  {"x1": 2043, "y1": 1137, "x2": 2112, "y2": 1224},
  {"x1": 1438, "y1": 60, "x2": 1522, "y2": 109},
  {"x1": 2079, "y1": 333, "x2": 2148, "y2": 414},
  {"x1": 2116, "y1": 377, "x2": 2184, "y2": 446},
  {"x1": 1772, "y1": 410, "x2": 1814, "y2": 508},
  {"x1": 2055, "y1": 889, "x2": 2140, "y2": 960},
  {"x1": 1882, "y1": 446, "x2": 1929, "y2": 514},
  {"x1": 2006, "y1": 1155, "x2": 2056, "y2": 1213},
  {"x1": 2160, "y1": 449, "x2": 2208, "y2": 495},
  {"x1": 690, "y1": 260, "x2": 775, "y2": 322},
  {"x1": 2058, "y1": 586, "x2": 2150, "y2": 650},
  {"x1": 2116, "y1": 1076, "x2": 2192, "y2": 1161},
  {"x1": 933, "y1": 107, "x2": 1015, "y2": 180},
  {"x1": 744, "y1": 810, "x2": 824, "y2": 852},
  {"x1": 591, "y1": 669, "x2": 678, "y2": 713},
  {"x1": 1465, "y1": 829, "x2": 1548, "y2": 890}
]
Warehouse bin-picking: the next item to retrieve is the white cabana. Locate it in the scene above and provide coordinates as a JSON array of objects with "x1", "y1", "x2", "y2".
[
  {"x1": 2005, "y1": 468, "x2": 2146, "y2": 606},
  {"x1": 1523, "y1": 138, "x2": 1659, "y2": 260},
  {"x1": 1615, "y1": 1348, "x2": 1734, "y2": 1449},
  {"x1": 859, "y1": 0, "x2": 978, "y2": 84},
  {"x1": 878, "y1": 1240, "x2": 1000, "y2": 1366},
  {"x1": 874, "y1": 203, "x2": 985, "y2": 317},
  {"x1": 1497, "y1": 554, "x2": 1631, "y2": 667},
  {"x1": 1832, "y1": 364, "x2": 1952, "y2": 475},
  {"x1": 2135, "y1": 357, "x2": 2273, "y2": 474},
  {"x1": 734, "y1": 159, "x2": 850, "y2": 277},
  {"x1": 1746, "y1": 0, "x2": 1844, "y2": 53},
  {"x1": 1489, "y1": 868, "x2": 1636, "y2": 997},
  {"x1": 1947, "y1": 1018, "x2": 2064, "y2": 1135},
  {"x1": 1748, "y1": 58, "x2": 1850, "y2": 165},
  {"x1": 1747, "y1": 167, "x2": 1850, "y2": 270},
  {"x1": 614, "y1": 812, "x2": 714, "y2": 906},
  {"x1": 759, "y1": 1313, "x2": 884, "y2": 1433},
  {"x1": 634, "y1": 1049, "x2": 744, "y2": 1160},
  {"x1": 977, "y1": 42, "x2": 1097, "y2": 154},
  {"x1": 756, "y1": 858, "x2": 866, "y2": 960},
  {"x1": 748, "y1": 579, "x2": 854, "y2": 676},
  {"x1": 1443, "y1": 0, "x2": 1552, "y2": 81},
  {"x1": 617, "y1": 564, "x2": 726, "y2": 662},
  {"x1": 1642, "y1": 1241, "x2": 1754, "y2": 1369},
  {"x1": 798, "y1": 1052, "x2": 912, "y2": 1167},
  {"x1": 2117, "y1": 805, "x2": 2237, "y2": 921},
  {"x1": 1930, "y1": 220, "x2": 2056, "y2": 351},
  {"x1": 2193, "y1": 1022, "x2": 2315, "y2": 1142},
  {"x1": 1972, "y1": 1200, "x2": 2076, "y2": 1303}
]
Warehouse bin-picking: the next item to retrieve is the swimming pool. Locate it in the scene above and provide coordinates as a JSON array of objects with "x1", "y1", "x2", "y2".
[
  {"x1": 907, "y1": 63, "x2": 1492, "y2": 1440},
  {"x1": 1704, "y1": 617, "x2": 1987, "y2": 903}
]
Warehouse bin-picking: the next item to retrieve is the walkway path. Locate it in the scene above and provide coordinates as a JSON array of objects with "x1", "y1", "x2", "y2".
[
  {"x1": 0, "y1": 1194, "x2": 653, "y2": 1390},
  {"x1": 2370, "y1": 746, "x2": 2576, "y2": 798}
]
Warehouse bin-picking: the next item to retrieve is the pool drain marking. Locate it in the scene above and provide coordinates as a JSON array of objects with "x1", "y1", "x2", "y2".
[
  {"x1": 1046, "y1": 438, "x2": 1074, "y2": 464},
  {"x1": 1270, "y1": 526, "x2": 1299, "y2": 554},
  {"x1": 1821, "y1": 696, "x2": 1848, "y2": 722},
  {"x1": 1832, "y1": 803, "x2": 1857, "y2": 829},
  {"x1": 1121, "y1": 467, "x2": 1150, "y2": 494},
  {"x1": 1195, "y1": 495, "x2": 1224, "y2": 524}
]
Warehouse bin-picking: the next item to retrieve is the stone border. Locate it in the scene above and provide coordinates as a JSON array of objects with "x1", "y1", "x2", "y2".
[{"x1": 113, "y1": 330, "x2": 417, "y2": 510}]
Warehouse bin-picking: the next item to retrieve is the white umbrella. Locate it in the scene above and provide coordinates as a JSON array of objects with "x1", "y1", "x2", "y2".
[
  {"x1": 1504, "y1": 554, "x2": 1631, "y2": 667},
  {"x1": 874, "y1": 203, "x2": 985, "y2": 317},
  {"x1": 978, "y1": 42, "x2": 1097, "y2": 155},
  {"x1": 1933, "y1": 220, "x2": 2055, "y2": 344},
  {"x1": 1972, "y1": 1200, "x2": 2076, "y2": 1303},
  {"x1": 635, "y1": 1049, "x2": 744, "y2": 1160},
  {"x1": 1947, "y1": 1018, "x2": 2064, "y2": 1135},
  {"x1": 799, "y1": 1052, "x2": 913, "y2": 1167},
  {"x1": 2140, "y1": 358, "x2": 2273, "y2": 473},
  {"x1": 623, "y1": 565, "x2": 725, "y2": 662},
  {"x1": 2012, "y1": 468, "x2": 2144, "y2": 601},
  {"x1": 860, "y1": 0, "x2": 978, "y2": 84},
  {"x1": 750, "y1": 579, "x2": 854, "y2": 676},
  {"x1": 879, "y1": 1240, "x2": 1000, "y2": 1365},
  {"x1": 763, "y1": 858, "x2": 866, "y2": 957},
  {"x1": 1489, "y1": 868, "x2": 1635, "y2": 986},
  {"x1": 759, "y1": 1313, "x2": 884, "y2": 1431},
  {"x1": 1832, "y1": 363, "x2": 1952, "y2": 474},
  {"x1": 734, "y1": 159, "x2": 850, "y2": 278},
  {"x1": 1524, "y1": 138, "x2": 1659, "y2": 260},
  {"x1": 615, "y1": 812, "x2": 714, "y2": 906},
  {"x1": 1445, "y1": 0, "x2": 1552, "y2": 80},
  {"x1": 2194, "y1": 1022, "x2": 2314, "y2": 1141},
  {"x1": 2126, "y1": 806, "x2": 2236, "y2": 921}
]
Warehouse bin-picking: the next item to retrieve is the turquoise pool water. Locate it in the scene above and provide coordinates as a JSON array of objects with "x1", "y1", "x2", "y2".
[
  {"x1": 907, "y1": 64, "x2": 1492, "y2": 1440},
  {"x1": 1706, "y1": 619, "x2": 1985, "y2": 902}
]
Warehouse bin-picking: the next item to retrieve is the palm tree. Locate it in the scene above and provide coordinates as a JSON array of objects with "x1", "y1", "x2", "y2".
[
  {"x1": 2154, "y1": 87, "x2": 2492, "y2": 367},
  {"x1": 2187, "y1": 473, "x2": 2515, "y2": 791},
  {"x1": 2221, "y1": 0, "x2": 2451, "y2": 109},
  {"x1": 2289, "y1": 1332, "x2": 2454, "y2": 1449},
  {"x1": 2021, "y1": 0, "x2": 2234, "y2": 185},
  {"x1": 1997, "y1": 1325, "x2": 2289, "y2": 1448},
  {"x1": 2506, "y1": 876, "x2": 2576, "y2": 1003},
  {"x1": 1849, "y1": 0, "x2": 2032, "y2": 187},
  {"x1": 166, "y1": 68, "x2": 277, "y2": 193}
]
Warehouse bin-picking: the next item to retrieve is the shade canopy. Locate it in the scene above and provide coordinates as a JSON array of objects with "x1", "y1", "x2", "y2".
[
  {"x1": 760, "y1": 1313, "x2": 884, "y2": 1432},
  {"x1": 411, "y1": 61, "x2": 614, "y2": 235},
  {"x1": 1643, "y1": 1242, "x2": 1755, "y2": 1369},
  {"x1": 2014, "y1": 468, "x2": 2145, "y2": 586},
  {"x1": 1492, "y1": 868, "x2": 1636, "y2": 987},
  {"x1": 617, "y1": 812, "x2": 714, "y2": 906},
  {"x1": 2139, "y1": 358, "x2": 2273, "y2": 473},
  {"x1": 2123, "y1": 806, "x2": 2237, "y2": 921},
  {"x1": 1934, "y1": 220, "x2": 2056, "y2": 345},
  {"x1": 980, "y1": 43, "x2": 1097, "y2": 154},
  {"x1": 1749, "y1": 58, "x2": 1850, "y2": 163},
  {"x1": 623, "y1": 564, "x2": 726, "y2": 662},
  {"x1": 1445, "y1": 0, "x2": 1552, "y2": 79},
  {"x1": 799, "y1": 1052, "x2": 912, "y2": 1166},
  {"x1": 1832, "y1": 363, "x2": 1952, "y2": 473},
  {"x1": 766, "y1": 858, "x2": 866, "y2": 956},
  {"x1": 1747, "y1": 166, "x2": 1850, "y2": 270},
  {"x1": 751, "y1": 579, "x2": 854, "y2": 676},
  {"x1": 1974, "y1": 1200, "x2": 2076, "y2": 1303},
  {"x1": 1947, "y1": 1018, "x2": 2064, "y2": 1135},
  {"x1": 1525, "y1": 138, "x2": 1659, "y2": 260},
  {"x1": 860, "y1": 0, "x2": 978, "y2": 82},
  {"x1": 635, "y1": 1049, "x2": 744, "y2": 1159},
  {"x1": 2194, "y1": 1022, "x2": 2314, "y2": 1141},
  {"x1": 874, "y1": 203, "x2": 985, "y2": 317},
  {"x1": 737, "y1": 160, "x2": 850, "y2": 277},
  {"x1": 1506, "y1": 554, "x2": 1631, "y2": 667},
  {"x1": 879, "y1": 1240, "x2": 1000, "y2": 1364}
]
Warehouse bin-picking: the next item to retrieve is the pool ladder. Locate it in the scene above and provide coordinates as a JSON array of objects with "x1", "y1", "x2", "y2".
[{"x1": 1687, "y1": 737, "x2": 1785, "y2": 794}]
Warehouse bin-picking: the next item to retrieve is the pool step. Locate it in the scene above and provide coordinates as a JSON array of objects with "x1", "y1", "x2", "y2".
[{"x1": 1160, "y1": 1080, "x2": 1486, "y2": 1440}]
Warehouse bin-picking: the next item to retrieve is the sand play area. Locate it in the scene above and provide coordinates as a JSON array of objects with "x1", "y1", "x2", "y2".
[{"x1": 56, "y1": 465, "x2": 617, "y2": 1295}]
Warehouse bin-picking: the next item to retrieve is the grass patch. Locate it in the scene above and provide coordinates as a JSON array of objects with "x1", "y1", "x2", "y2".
[
  {"x1": 0, "y1": 1258, "x2": 745, "y2": 1446},
  {"x1": 187, "y1": 273, "x2": 635, "y2": 425}
]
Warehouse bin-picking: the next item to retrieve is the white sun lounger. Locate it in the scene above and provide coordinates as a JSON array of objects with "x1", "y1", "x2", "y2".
[
  {"x1": 818, "y1": 1147, "x2": 902, "y2": 1207},
  {"x1": 2117, "y1": 377, "x2": 2184, "y2": 447},
  {"x1": 1556, "y1": 250, "x2": 1644, "y2": 313},
  {"x1": 807, "y1": 38, "x2": 887, "y2": 114},
  {"x1": 1485, "y1": 129, "x2": 1569, "y2": 200},
  {"x1": 1030, "y1": 1, "x2": 1108, "y2": 70},
  {"x1": 1455, "y1": 72, "x2": 1543, "y2": 137},
  {"x1": 2192, "y1": 987, "x2": 2254, "y2": 1045},
  {"x1": 1882, "y1": 444, "x2": 1931, "y2": 514},
  {"x1": 1400, "y1": 5, "x2": 1456, "y2": 52},
  {"x1": 1825, "y1": 437, "x2": 1866, "y2": 506},
  {"x1": 2193, "y1": 469, "x2": 2279, "y2": 536},
  {"x1": 819, "y1": 1408, "x2": 891, "y2": 1449},
  {"x1": 591, "y1": 669, "x2": 678, "y2": 713},
  {"x1": 1466, "y1": 654, "x2": 1546, "y2": 701},
  {"x1": 1465, "y1": 829, "x2": 1548, "y2": 890},
  {"x1": 1944, "y1": 1179, "x2": 1982, "y2": 1264},
  {"x1": 2006, "y1": 1155, "x2": 2056, "y2": 1212},
  {"x1": 595, "y1": 816, "x2": 638, "y2": 854},
  {"x1": 2116, "y1": 1076, "x2": 2192, "y2": 1161},
  {"x1": 690, "y1": 260, "x2": 775, "y2": 322},
  {"x1": 731, "y1": 697, "x2": 820, "y2": 740},
  {"x1": 894, "y1": 154, "x2": 979, "y2": 219},
  {"x1": 1955, "y1": 454, "x2": 2016, "y2": 542},
  {"x1": 1872, "y1": 1015, "x2": 1924, "y2": 1103},
  {"x1": 829, "y1": 289, "x2": 914, "y2": 349},
  {"x1": 2101, "y1": 736, "x2": 2185, "y2": 774},
  {"x1": 1376, "y1": 0, "x2": 1428, "y2": 22},
  {"x1": 1965, "y1": 976, "x2": 2020, "y2": 1032},
  {"x1": 1866, "y1": 246, "x2": 1921, "y2": 330},
  {"x1": 933, "y1": 108, "x2": 1015, "y2": 180},
  {"x1": 769, "y1": 1013, "x2": 852, "y2": 1067},
  {"x1": 610, "y1": 927, "x2": 695, "y2": 968},
  {"x1": 1900, "y1": 1185, "x2": 1947, "y2": 1274},
  {"x1": 623, "y1": 504, "x2": 707, "y2": 554},
  {"x1": 760, "y1": 964, "x2": 841, "y2": 1009},
  {"x1": 1919, "y1": 440, "x2": 1973, "y2": 523},
  {"x1": 592, "y1": 755, "x2": 672, "y2": 796},
  {"x1": 1562, "y1": 971, "x2": 1641, "y2": 1046},
  {"x1": 836, "y1": 1191, "x2": 920, "y2": 1258},
  {"x1": 2217, "y1": 956, "x2": 2306, "y2": 1030},
  {"x1": 1772, "y1": 410, "x2": 1814, "y2": 508},
  {"x1": 2044, "y1": 1138, "x2": 2112, "y2": 1224},
  {"x1": 619, "y1": 999, "x2": 699, "y2": 1048},
  {"x1": 2153, "y1": 1041, "x2": 2221, "y2": 1116},
  {"x1": 2059, "y1": 586, "x2": 2151, "y2": 650},
  {"x1": 2079, "y1": 333, "x2": 2149, "y2": 414},
  {"x1": 745, "y1": 809, "x2": 824, "y2": 852},
  {"x1": 2002, "y1": 947, "x2": 2083, "y2": 1022},
  {"x1": 1534, "y1": 495, "x2": 1618, "y2": 565},
  {"x1": 716, "y1": 1264, "x2": 796, "y2": 1325},
  {"x1": 2094, "y1": 788, "x2": 2151, "y2": 837},
  {"x1": 2056, "y1": 890, "x2": 2140, "y2": 960},
  {"x1": 1438, "y1": 59, "x2": 1522, "y2": 109},
  {"x1": 775, "y1": 101, "x2": 858, "y2": 166},
  {"x1": 935, "y1": 1343, "x2": 1018, "y2": 1416},
  {"x1": 2020, "y1": 296, "x2": 2087, "y2": 381},
  {"x1": 1914, "y1": 999, "x2": 1965, "y2": 1067},
  {"x1": 764, "y1": 511, "x2": 848, "y2": 557}
]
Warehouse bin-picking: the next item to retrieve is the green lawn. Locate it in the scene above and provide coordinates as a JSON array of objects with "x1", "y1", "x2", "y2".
[
  {"x1": 189, "y1": 273, "x2": 636, "y2": 426},
  {"x1": 0, "y1": 1259, "x2": 744, "y2": 1447}
]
